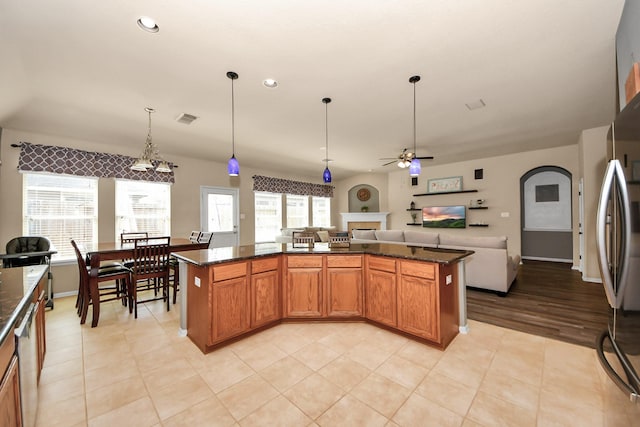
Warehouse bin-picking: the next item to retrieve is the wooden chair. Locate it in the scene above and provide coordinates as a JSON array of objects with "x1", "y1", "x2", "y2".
[
  {"x1": 198, "y1": 231, "x2": 213, "y2": 246},
  {"x1": 292, "y1": 231, "x2": 315, "y2": 248},
  {"x1": 71, "y1": 240, "x2": 131, "y2": 324},
  {"x1": 128, "y1": 236, "x2": 171, "y2": 318},
  {"x1": 120, "y1": 232, "x2": 149, "y2": 244},
  {"x1": 168, "y1": 230, "x2": 202, "y2": 305},
  {"x1": 189, "y1": 231, "x2": 201, "y2": 243}
]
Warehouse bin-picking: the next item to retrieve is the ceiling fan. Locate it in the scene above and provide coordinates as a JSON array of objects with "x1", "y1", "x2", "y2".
[{"x1": 380, "y1": 148, "x2": 434, "y2": 168}]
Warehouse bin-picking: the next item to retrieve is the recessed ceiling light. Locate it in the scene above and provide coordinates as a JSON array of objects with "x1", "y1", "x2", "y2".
[
  {"x1": 137, "y1": 16, "x2": 159, "y2": 33},
  {"x1": 465, "y1": 99, "x2": 486, "y2": 110},
  {"x1": 263, "y1": 79, "x2": 278, "y2": 88}
]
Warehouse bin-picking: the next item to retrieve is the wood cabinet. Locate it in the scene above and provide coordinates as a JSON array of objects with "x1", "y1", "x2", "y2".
[
  {"x1": 211, "y1": 262, "x2": 250, "y2": 343},
  {"x1": 0, "y1": 337, "x2": 21, "y2": 427},
  {"x1": 397, "y1": 260, "x2": 458, "y2": 346},
  {"x1": 186, "y1": 250, "x2": 461, "y2": 353},
  {"x1": 251, "y1": 257, "x2": 281, "y2": 328},
  {"x1": 186, "y1": 262, "x2": 251, "y2": 350},
  {"x1": 326, "y1": 255, "x2": 363, "y2": 317},
  {"x1": 285, "y1": 255, "x2": 323, "y2": 318},
  {"x1": 365, "y1": 255, "x2": 397, "y2": 327}
]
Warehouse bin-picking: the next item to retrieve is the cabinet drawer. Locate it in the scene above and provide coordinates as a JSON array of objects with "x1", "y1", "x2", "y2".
[
  {"x1": 213, "y1": 262, "x2": 248, "y2": 282},
  {"x1": 400, "y1": 260, "x2": 435, "y2": 279},
  {"x1": 367, "y1": 256, "x2": 396, "y2": 273},
  {"x1": 327, "y1": 255, "x2": 362, "y2": 268},
  {"x1": 287, "y1": 255, "x2": 323, "y2": 268},
  {"x1": 252, "y1": 257, "x2": 279, "y2": 274}
]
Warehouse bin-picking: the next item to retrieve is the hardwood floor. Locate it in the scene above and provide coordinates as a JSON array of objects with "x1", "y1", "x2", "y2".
[{"x1": 466, "y1": 260, "x2": 611, "y2": 349}]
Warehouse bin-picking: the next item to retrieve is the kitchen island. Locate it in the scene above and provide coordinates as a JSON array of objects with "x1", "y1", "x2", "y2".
[{"x1": 173, "y1": 243, "x2": 472, "y2": 354}]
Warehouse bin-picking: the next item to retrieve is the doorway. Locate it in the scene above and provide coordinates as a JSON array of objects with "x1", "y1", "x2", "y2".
[
  {"x1": 520, "y1": 166, "x2": 573, "y2": 263},
  {"x1": 200, "y1": 186, "x2": 239, "y2": 248}
]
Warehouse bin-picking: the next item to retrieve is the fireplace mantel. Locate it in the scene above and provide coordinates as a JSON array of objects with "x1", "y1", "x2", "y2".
[{"x1": 341, "y1": 212, "x2": 389, "y2": 231}]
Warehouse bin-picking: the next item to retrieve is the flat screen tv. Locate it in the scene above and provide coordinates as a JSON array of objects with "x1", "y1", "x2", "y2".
[{"x1": 422, "y1": 205, "x2": 466, "y2": 228}]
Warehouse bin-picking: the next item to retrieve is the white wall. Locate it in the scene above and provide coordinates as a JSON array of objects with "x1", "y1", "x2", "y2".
[{"x1": 334, "y1": 145, "x2": 582, "y2": 267}]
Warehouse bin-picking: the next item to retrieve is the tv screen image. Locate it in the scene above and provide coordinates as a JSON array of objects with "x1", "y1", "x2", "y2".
[{"x1": 422, "y1": 205, "x2": 466, "y2": 228}]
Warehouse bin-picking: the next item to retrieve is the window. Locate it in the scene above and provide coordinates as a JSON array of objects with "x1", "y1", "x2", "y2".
[
  {"x1": 312, "y1": 197, "x2": 331, "y2": 227},
  {"x1": 254, "y1": 192, "x2": 282, "y2": 243},
  {"x1": 115, "y1": 180, "x2": 171, "y2": 239},
  {"x1": 286, "y1": 195, "x2": 309, "y2": 228},
  {"x1": 23, "y1": 173, "x2": 98, "y2": 262}
]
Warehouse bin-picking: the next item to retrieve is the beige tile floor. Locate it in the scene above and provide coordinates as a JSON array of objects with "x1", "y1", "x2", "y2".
[{"x1": 36, "y1": 295, "x2": 639, "y2": 427}]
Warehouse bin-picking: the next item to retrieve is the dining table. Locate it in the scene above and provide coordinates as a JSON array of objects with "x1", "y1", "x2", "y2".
[{"x1": 83, "y1": 238, "x2": 209, "y2": 327}]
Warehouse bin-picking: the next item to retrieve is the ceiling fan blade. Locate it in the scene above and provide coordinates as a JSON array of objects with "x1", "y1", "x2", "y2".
[
  {"x1": 381, "y1": 160, "x2": 397, "y2": 166},
  {"x1": 415, "y1": 156, "x2": 434, "y2": 160}
]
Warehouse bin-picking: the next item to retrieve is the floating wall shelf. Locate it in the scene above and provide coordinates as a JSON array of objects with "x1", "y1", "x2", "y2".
[
  {"x1": 406, "y1": 223, "x2": 422, "y2": 226},
  {"x1": 414, "y1": 189, "x2": 478, "y2": 196},
  {"x1": 468, "y1": 206, "x2": 488, "y2": 210},
  {"x1": 468, "y1": 224, "x2": 489, "y2": 227}
]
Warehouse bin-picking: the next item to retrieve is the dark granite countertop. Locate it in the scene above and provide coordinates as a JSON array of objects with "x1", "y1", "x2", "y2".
[
  {"x1": 172, "y1": 242, "x2": 473, "y2": 267},
  {"x1": 0, "y1": 265, "x2": 48, "y2": 346}
]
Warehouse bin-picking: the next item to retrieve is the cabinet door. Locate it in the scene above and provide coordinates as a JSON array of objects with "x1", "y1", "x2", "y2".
[
  {"x1": 285, "y1": 268, "x2": 323, "y2": 317},
  {"x1": 397, "y1": 275, "x2": 438, "y2": 341},
  {"x1": 211, "y1": 277, "x2": 250, "y2": 343},
  {"x1": 327, "y1": 268, "x2": 363, "y2": 317},
  {"x1": 0, "y1": 356, "x2": 21, "y2": 427},
  {"x1": 251, "y1": 270, "x2": 281, "y2": 328},
  {"x1": 365, "y1": 269, "x2": 397, "y2": 326}
]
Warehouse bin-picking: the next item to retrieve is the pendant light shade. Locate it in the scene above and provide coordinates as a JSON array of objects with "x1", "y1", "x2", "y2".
[
  {"x1": 409, "y1": 158, "x2": 421, "y2": 176},
  {"x1": 322, "y1": 97, "x2": 332, "y2": 183},
  {"x1": 131, "y1": 107, "x2": 171, "y2": 173},
  {"x1": 227, "y1": 71, "x2": 240, "y2": 177},
  {"x1": 409, "y1": 75, "x2": 421, "y2": 177}
]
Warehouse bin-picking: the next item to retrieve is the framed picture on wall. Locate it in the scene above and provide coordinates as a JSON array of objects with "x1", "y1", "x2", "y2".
[{"x1": 427, "y1": 176, "x2": 463, "y2": 193}]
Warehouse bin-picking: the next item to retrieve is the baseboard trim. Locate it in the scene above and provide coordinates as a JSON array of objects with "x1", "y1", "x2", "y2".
[
  {"x1": 581, "y1": 275, "x2": 603, "y2": 284},
  {"x1": 53, "y1": 290, "x2": 78, "y2": 298}
]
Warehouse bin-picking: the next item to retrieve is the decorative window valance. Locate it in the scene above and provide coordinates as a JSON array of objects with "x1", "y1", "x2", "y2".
[
  {"x1": 253, "y1": 175, "x2": 334, "y2": 198},
  {"x1": 17, "y1": 142, "x2": 175, "y2": 183}
]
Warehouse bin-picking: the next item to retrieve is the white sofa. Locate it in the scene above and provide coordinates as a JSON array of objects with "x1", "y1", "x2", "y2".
[{"x1": 351, "y1": 229, "x2": 520, "y2": 295}]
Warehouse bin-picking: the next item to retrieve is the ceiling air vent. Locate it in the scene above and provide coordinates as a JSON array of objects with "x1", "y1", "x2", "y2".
[{"x1": 176, "y1": 113, "x2": 198, "y2": 124}]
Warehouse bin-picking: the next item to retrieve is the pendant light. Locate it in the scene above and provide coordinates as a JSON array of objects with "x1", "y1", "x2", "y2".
[
  {"x1": 322, "y1": 97, "x2": 332, "y2": 183},
  {"x1": 227, "y1": 71, "x2": 240, "y2": 176},
  {"x1": 131, "y1": 107, "x2": 171, "y2": 173},
  {"x1": 408, "y1": 75, "x2": 421, "y2": 177}
]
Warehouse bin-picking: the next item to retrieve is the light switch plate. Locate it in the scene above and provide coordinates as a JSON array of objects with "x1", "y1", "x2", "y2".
[{"x1": 194, "y1": 277, "x2": 201, "y2": 287}]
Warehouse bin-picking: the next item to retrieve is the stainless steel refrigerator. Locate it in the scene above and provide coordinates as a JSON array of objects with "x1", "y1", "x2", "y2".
[{"x1": 595, "y1": 92, "x2": 640, "y2": 403}]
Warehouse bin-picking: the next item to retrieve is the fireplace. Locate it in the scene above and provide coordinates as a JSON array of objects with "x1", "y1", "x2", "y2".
[{"x1": 340, "y1": 212, "x2": 389, "y2": 234}]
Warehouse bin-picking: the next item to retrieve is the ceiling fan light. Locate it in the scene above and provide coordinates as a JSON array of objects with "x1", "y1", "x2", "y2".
[
  {"x1": 227, "y1": 155, "x2": 239, "y2": 176},
  {"x1": 323, "y1": 167, "x2": 332, "y2": 183},
  {"x1": 409, "y1": 158, "x2": 421, "y2": 177}
]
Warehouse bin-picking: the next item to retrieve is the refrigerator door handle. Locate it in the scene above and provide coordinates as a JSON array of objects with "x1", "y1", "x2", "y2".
[{"x1": 596, "y1": 160, "x2": 631, "y2": 309}]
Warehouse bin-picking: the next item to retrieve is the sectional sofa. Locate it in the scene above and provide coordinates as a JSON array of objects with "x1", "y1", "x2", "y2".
[{"x1": 351, "y1": 229, "x2": 520, "y2": 295}]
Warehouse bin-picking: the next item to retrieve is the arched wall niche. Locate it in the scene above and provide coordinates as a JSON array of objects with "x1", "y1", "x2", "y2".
[{"x1": 348, "y1": 184, "x2": 380, "y2": 212}]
